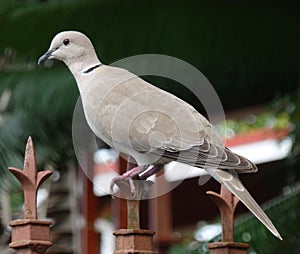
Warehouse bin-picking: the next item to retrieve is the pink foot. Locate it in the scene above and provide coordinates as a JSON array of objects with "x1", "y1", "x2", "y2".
[{"x1": 110, "y1": 166, "x2": 144, "y2": 194}]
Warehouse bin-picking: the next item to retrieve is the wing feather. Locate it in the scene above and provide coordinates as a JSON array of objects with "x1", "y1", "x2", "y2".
[{"x1": 86, "y1": 66, "x2": 257, "y2": 173}]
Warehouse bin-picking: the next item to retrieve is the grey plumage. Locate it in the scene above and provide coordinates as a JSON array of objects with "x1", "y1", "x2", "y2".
[{"x1": 38, "y1": 31, "x2": 282, "y2": 240}]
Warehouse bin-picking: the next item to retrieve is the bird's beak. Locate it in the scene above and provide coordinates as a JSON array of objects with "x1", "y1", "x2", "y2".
[{"x1": 38, "y1": 48, "x2": 57, "y2": 65}]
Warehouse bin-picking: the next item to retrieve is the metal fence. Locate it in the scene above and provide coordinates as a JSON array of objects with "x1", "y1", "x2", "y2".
[{"x1": 8, "y1": 137, "x2": 249, "y2": 254}]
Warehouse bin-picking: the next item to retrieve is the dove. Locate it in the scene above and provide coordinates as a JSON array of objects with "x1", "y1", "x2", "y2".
[{"x1": 38, "y1": 31, "x2": 282, "y2": 240}]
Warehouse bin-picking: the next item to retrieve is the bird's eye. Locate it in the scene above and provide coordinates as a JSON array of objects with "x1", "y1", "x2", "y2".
[{"x1": 63, "y1": 39, "x2": 70, "y2": 46}]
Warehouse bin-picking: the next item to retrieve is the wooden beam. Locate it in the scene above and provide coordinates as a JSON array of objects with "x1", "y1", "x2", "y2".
[
  {"x1": 79, "y1": 154, "x2": 100, "y2": 254},
  {"x1": 149, "y1": 170, "x2": 180, "y2": 253}
]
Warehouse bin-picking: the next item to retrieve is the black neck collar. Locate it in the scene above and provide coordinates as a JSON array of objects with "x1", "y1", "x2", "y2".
[{"x1": 83, "y1": 64, "x2": 102, "y2": 74}]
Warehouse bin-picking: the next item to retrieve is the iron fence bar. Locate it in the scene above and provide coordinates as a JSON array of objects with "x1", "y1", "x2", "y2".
[{"x1": 9, "y1": 137, "x2": 53, "y2": 254}]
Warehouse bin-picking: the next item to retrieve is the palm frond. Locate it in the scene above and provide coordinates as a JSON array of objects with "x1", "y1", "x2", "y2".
[{"x1": 0, "y1": 68, "x2": 78, "y2": 191}]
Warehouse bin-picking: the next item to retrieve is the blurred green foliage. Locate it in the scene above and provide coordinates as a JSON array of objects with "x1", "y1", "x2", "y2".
[
  {"x1": 215, "y1": 94, "x2": 295, "y2": 139},
  {"x1": 0, "y1": 0, "x2": 299, "y2": 109},
  {"x1": 0, "y1": 69, "x2": 77, "y2": 189}
]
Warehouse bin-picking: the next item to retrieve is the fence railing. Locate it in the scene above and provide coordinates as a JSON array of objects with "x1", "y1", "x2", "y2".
[
  {"x1": 8, "y1": 137, "x2": 52, "y2": 254},
  {"x1": 8, "y1": 137, "x2": 249, "y2": 254}
]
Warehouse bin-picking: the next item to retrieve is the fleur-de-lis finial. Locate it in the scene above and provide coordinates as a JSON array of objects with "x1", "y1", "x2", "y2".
[
  {"x1": 9, "y1": 136, "x2": 53, "y2": 219},
  {"x1": 207, "y1": 185, "x2": 240, "y2": 242}
]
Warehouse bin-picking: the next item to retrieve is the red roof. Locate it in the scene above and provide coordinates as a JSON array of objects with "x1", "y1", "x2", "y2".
[{"x1": 224, "y1": 128, "x2": 289, "y2": 147}]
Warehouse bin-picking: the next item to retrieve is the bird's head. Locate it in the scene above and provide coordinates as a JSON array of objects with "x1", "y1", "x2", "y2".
[{"x1": 38, "y1": 31, "x2": 96, "y2": 66}]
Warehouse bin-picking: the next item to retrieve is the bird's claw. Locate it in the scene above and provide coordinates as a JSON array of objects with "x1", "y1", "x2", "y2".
[
  {"x1": 110, "y1": 166, "x2": 144, "y2": 196},
  {"x1": 110, "y1": 165, "x2": 157, "y2": 199},
  {"x1": 128, "y1": 178, "x2": 137, "y2": 197},
  {"x1": 110, "y1": 176, "x2": 154, "y2": 200},
  {"x1": 110, "y1": 176, "x2": 138, "y2": 198}
]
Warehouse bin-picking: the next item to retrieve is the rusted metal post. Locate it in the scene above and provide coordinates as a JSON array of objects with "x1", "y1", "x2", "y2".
[
  {"x1": 126, "y1": 160, "x2": 141, "y2": 229},
  {"x1": 113, "y1": 158, "x2": 155, "y2": 254},
  {"x1": 9, "y1": 137, "x2": 53, "y2": 254},
  {"x1": 206, "y1": 185, "x2": 249, "y2": 254}
]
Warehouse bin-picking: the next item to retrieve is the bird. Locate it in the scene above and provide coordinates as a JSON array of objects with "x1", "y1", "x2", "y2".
[{"x1": 38, "y1": 31, "x2": 282, "y2": 240}]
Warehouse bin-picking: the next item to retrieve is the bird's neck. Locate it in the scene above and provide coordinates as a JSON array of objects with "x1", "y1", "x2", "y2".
[{"x1": 66, "y1": 51, "x2": 101, "y2": 82}]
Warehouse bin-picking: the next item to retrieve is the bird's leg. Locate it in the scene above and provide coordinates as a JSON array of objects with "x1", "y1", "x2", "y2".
[
  {"x1": 110, "y1": 165, "x2": 148, "y2": 193},
  {"x1": 139, "y1": 164, "x2": 164, "y2": 180},
  {"x1": 110, "y1": 164, "x2": 164, "y2": 198}
]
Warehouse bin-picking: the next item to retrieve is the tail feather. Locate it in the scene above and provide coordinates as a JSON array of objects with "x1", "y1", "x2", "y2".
[{"x1": 206, "y1": 168, "x2": 283, "y2": 240}]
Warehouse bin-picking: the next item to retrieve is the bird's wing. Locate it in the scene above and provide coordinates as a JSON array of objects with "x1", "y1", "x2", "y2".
[
  {"x1": 159, "y1": 144, "x2": 257, "y2": 172},
  {"x1": 91, "y1": 67, "x2": 257, "y2": 173},
  {"x1": 206, "y1": 168, "x2": 282, "y2": 240}
]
